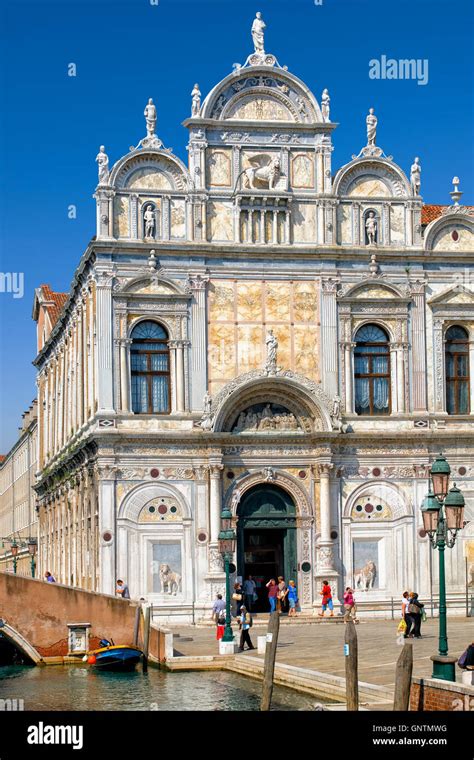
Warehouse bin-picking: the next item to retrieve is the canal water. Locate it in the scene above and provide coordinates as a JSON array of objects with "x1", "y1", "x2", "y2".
[{"x1": 0, "y1": 665, "x2": 327, "y2": 711}]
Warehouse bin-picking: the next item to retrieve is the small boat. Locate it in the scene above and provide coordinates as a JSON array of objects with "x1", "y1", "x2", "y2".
[{"x1": 86, "y1": 639, "x2": 143, "y2": 671}]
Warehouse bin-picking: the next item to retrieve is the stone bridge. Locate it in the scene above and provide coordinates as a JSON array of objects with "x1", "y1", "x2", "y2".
[{"x1": 0, "y1": 571, "x2": 140, "y2": 663}]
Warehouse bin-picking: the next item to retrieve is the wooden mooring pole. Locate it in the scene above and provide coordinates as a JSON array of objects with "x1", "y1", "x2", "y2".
[
  {"x1": 142, "y1": 604, "x2": 151, "y2": 674},
  {"x1": 260, "y1": 611, "x2": 280, "y2": 711},
  {"x1": 393, "y1": 643, "x2": 413, "y2": 711},
  {"x1": 133, "y1": 605, "x2": 141, "y2": 646},
  {"x1": 344, "y1": 620, "x2": 359, "y2": 711}
]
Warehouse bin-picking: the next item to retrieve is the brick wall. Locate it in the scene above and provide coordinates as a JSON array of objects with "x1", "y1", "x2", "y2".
[{"x1": 410, "y1": 677, "x2": 474, "y2": 711}]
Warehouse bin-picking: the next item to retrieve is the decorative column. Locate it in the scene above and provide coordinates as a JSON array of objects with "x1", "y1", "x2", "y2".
[
  {"x1": 188, "y1": 274, "x2": 209, "y2": 411},
  {"x1": 209, "y1": 464, "x2": 224, "y2": 545},
  {"x1": 321, "y1": 278, "x2": 339, "y2": 398},
  {"x1": 396, "y1": 343, "x2": 407, "y2": 413},
  {"x1": 98, "y1": 465, "x2": 116, "y2": 595},
  {"x1": 169, "y1": 341, "x2": 177, "y2": 412},
  {"x1": 162, "y1": 195, "x2": 171, "y2": 241},
  {"x1": 315, "y1": 463, "x2": 338, "y2": 593},
  {"x1": 316, "y1": 201, "x2": 325, "y2": 244},
  {"x1": 272, "y1": 209, "x2": 278, "y2": 244},
  {"x1": 470, "y1": 338, "x2": 474, "y2": 414},
  {"x1": 176, "y1": 341, "x2": 185, "y2": 412},
  {"x1": 410, "y1": 281, "x2": 428, "y2": 412},
  {"x1": 390, "y1": 343, "x2": 399, "y2": 413},
  {"x1": 117, "y1": 338, "x2": 131, "y2": 412},
  {"x1": 315, "y1": 147, "x2": 324, "y2": 194},
  {"x1": 342, "y1": 341, "x2": 355, "y2": 413},
  {"x1": 95, "y1": 271, "x2": 115, "y2": 414}
]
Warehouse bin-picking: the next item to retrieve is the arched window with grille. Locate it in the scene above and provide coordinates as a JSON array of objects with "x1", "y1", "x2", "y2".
[
  {"x1": 354, "y1": 324, "x2": 391, "y2": 415},
  {"x1": 130, "y1": 321, "x2": 170, "y2": 414},
  {"x1": 445, "y1": 326, "x2": 470, "y2": 414}
]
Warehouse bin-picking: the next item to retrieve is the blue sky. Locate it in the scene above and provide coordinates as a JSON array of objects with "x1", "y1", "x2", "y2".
[{"x1": 0, "y1": 0, "x2": 473, "y2": 451}]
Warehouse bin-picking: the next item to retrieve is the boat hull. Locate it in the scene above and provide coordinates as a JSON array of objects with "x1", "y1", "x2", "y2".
[{"x1": 89, "y1": 645, "x2": 143, "y2": 671}]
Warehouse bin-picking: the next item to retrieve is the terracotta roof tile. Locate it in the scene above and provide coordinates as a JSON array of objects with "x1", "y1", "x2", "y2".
[
  {"x1": 39, "y1": 285, "x2": 68, "y2": 327},
  {"x1": 421, "y1": 204, "x2": 474, "y2": 225}
]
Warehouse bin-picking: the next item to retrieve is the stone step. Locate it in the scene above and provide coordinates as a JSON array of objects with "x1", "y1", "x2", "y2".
[{"x1": 196, "y1": 614, "x2": 348, "y2": 628}]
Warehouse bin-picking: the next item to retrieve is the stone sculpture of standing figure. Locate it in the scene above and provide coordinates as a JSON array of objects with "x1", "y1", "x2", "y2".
[
  {"x1": 203, "y1": 391, "x2": 212, "y2": 416},
  {"x1": 144, "y1": 98, "x2": 157, "y2": 137},
  {"x1": 265, "y1": 329, "x2": 278, "y2": 369},
  {"x1": 191, "y1": 84, "x2": 201, "y2": 117},
  {"x1": 321, "y1": 89, "x2": 330, "y2": 121},
  {"x1": 251, "y1": 12, "x2": 266, "y2": 54},
  {"x1": 95, "y1": 145, "x2": 109, "y2": 184},
  {"x1": 366, "y1": 211, "x2": 377, "y2": 245},
  {"x1": 144, "y1": 205, "x2": 155, "y2": 238},
  {"x1": 366, "y1": 108, "x2": 377, "y2": 146},
  {"x1": 410, "y1": 157, "x2": 421, "y2": 195}
]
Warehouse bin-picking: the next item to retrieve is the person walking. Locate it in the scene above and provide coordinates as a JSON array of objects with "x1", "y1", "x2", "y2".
[
  {"x1": 44, "y1": 571, "x2": 56, "y2": 583},
  {"x1": 287, "y1": 580, "x2": 298, "y2": 617},
  {"x1": 407, "y1": 592, "x2": 424, "y2": 638},
  {"x1": 212, "y1": 593, "x2": 226, "y2": 622},
  {"x1": 266, "y1": 578, "x2": 279, "y2": 613},
  {"x1": 318, "y1": 580, "x2": 334, "y2": 617},
  {"x1": 277, "y1": 576, "x2": 287, "y2": 614},
  {"x1": 243, "y1": 575, "x2": 257, "y2": 612},
  {"x1": 343, "y1": 586, "x2": 357, "y2": 623},
  {"x1": 238, "y1": 606, "x2": 255, "y2": 651},
  {"x1": 116, "y1": 579, "x2": 130, "y2": 599},
  {"x1": 232, "y1": 581, "x2": 243, "y2": 617}
]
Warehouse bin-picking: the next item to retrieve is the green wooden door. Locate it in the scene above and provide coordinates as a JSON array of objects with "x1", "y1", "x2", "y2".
[{"x1": 237, "y1": 484, "x2": 297, "y2": 588}]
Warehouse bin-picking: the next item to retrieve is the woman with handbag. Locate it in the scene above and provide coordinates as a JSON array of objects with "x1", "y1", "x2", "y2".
[
  {"x1": 407, "y1": 592, "x2": 424, "y2": 638},
  {"x1": 287, "y1": 580, "x2": 298, "y2": 617},
  {"x1": 277, "y1": 576, "x2": 287, "y2": 614},
  {"x1": 232, "y1": 581, "x2": 243, "y2": 617}
]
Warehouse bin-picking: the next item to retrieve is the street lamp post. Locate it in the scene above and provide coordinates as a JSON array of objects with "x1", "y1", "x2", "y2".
[
  {"x1": 10, "y1": 541, "x2": 19, "y2": 575},
  {"x1": 421, "y1": 455, "x2": 465, "y2": 682},
  {"x1": 218, "y1": 505, "x2": 236, "y2": 646},
  {"x1": 27, "y1": 538, "x2": 38, "y2": 578}
]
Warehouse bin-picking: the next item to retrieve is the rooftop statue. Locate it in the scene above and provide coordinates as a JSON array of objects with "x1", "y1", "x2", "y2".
[
  {"x1": 410, "y1": 157, "x2": 421, "y2": 196},
  {"x1": 321, "y1": 89, "x2": 330, "y2": 122},
  {"x1": 144, "y1": 98, "x2": 157, "y2": 137},
  {"x1": 252, "y1": 11, "x2": 266, "y2": 54},
  {"x1": 191, "y1": 84, "x2": 201, "y2": 117},
  {"x1": 95, "y1": 145, "x2": 109, "y2": 185},
  {"x1": 366, "y1": 108, "x2": 377, "y2": 146}
]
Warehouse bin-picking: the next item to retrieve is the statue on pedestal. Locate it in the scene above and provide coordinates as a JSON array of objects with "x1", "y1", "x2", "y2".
[
  {"x1": 366, "y1": 108, "x2": 377, "y2": 146},
  {"x1": 144, "y1": 98, "x2": 157, "y2": 137},
  {"x1": 95, "y1": 145, "x2": 109, "y2": 184},
  {"x1": 321, "y1": 89, "x2": 330, "y2": 121},
  {"x1": 410, "y1": 157, "x2": 421, "y2": 195},
  {"x1": 191, "y1": 84, "x2": 201, "y2": 117},
  {"x1": 251, "y1": 12, "x2": 266, "y2": 54},
  {"x1": 203, "y1": 391, "x2": 212, "y2": 416}
]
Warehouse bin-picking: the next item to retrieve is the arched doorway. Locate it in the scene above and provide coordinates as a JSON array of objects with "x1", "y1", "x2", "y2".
[{"x1": 237, "y1": 484, "x2": 297, "y2": 612}]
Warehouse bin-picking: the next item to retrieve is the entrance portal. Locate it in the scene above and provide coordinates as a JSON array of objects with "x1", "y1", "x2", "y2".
[{"x1": 237, "y1": 484, "x2": 297, "y2": 612}]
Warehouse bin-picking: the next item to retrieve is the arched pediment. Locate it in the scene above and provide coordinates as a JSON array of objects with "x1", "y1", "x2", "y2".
[
  {"x1": 110, "y1": 150, "x2": 189, "y2": 192},
  {"x1": 333, "y1": 158, "x2": 411, "y2": 198},
  {"x1": 207, "y1": 369, "x2": 333, "y2": 433},
  {"x1": 118, "y1": 275, "x2": 188, "y2": 297},
  {"x1": 225, "y1": 470, "x2": 312, "y2": 517},
  {"x1": 424, "y1": 211, "x2": 474, "y2": 252},
  {"x1": 341, "y1": 280, "x2": 407, "y2": 300},
  {"x1": 200, "y1": 67, "x2": 323, "y2": 124}
]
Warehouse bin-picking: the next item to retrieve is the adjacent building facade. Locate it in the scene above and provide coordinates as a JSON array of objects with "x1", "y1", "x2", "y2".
[
  {"x1": 32, "y1": 17, "x2": 474, "y2": 621},
  {"x1": 0, "y1": 402, "x2": 38, "y2": 576}
]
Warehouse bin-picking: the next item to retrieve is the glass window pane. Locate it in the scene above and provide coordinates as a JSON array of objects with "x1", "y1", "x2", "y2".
[
  {"x1": 373, "y1": 378, "x2": 390, "y2": 412},
  {"x1": 355, "y1": 378, "x2": 370, "y2": 414},
  {"x1": 131, "y1": 353, "x2": 148, "y2": 371},
  {"x1": 131, "y1": 321, "x2": 167, "y2": 340},
  {"x1": 152, "y1": 377, "x2": 169, "y2": 413},
  {"x1": 458, "y1": 381, "x2": 469, "y2": 414},
  {"x1": 131, "y1": 376, "x2": 148, "y2": 413},
  {"x1": 150, "y1": 354, "x2": 169, "y2": 371},
  {"x1": 354, "y1": 356, "x2": 369, "y2": 373},
  {"x1": 372, "y1": 356, "x2": 388, "y2": 374},
  {"x1": 457, "y1": 355, "x2": 468, "y2": 377},
  {"x1": 355, "y1": 324, "x2": 389, "y2": 343}
]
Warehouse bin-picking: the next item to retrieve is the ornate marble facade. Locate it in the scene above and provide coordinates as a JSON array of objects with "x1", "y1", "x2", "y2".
[{"x1": 32, "y1": 16, "x2": 474, "y2": 621}]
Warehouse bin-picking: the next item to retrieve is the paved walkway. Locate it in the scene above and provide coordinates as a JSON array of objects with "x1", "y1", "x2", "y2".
[{"x1": 172, "y1": 617, "x2": 472, "y2": 689}]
